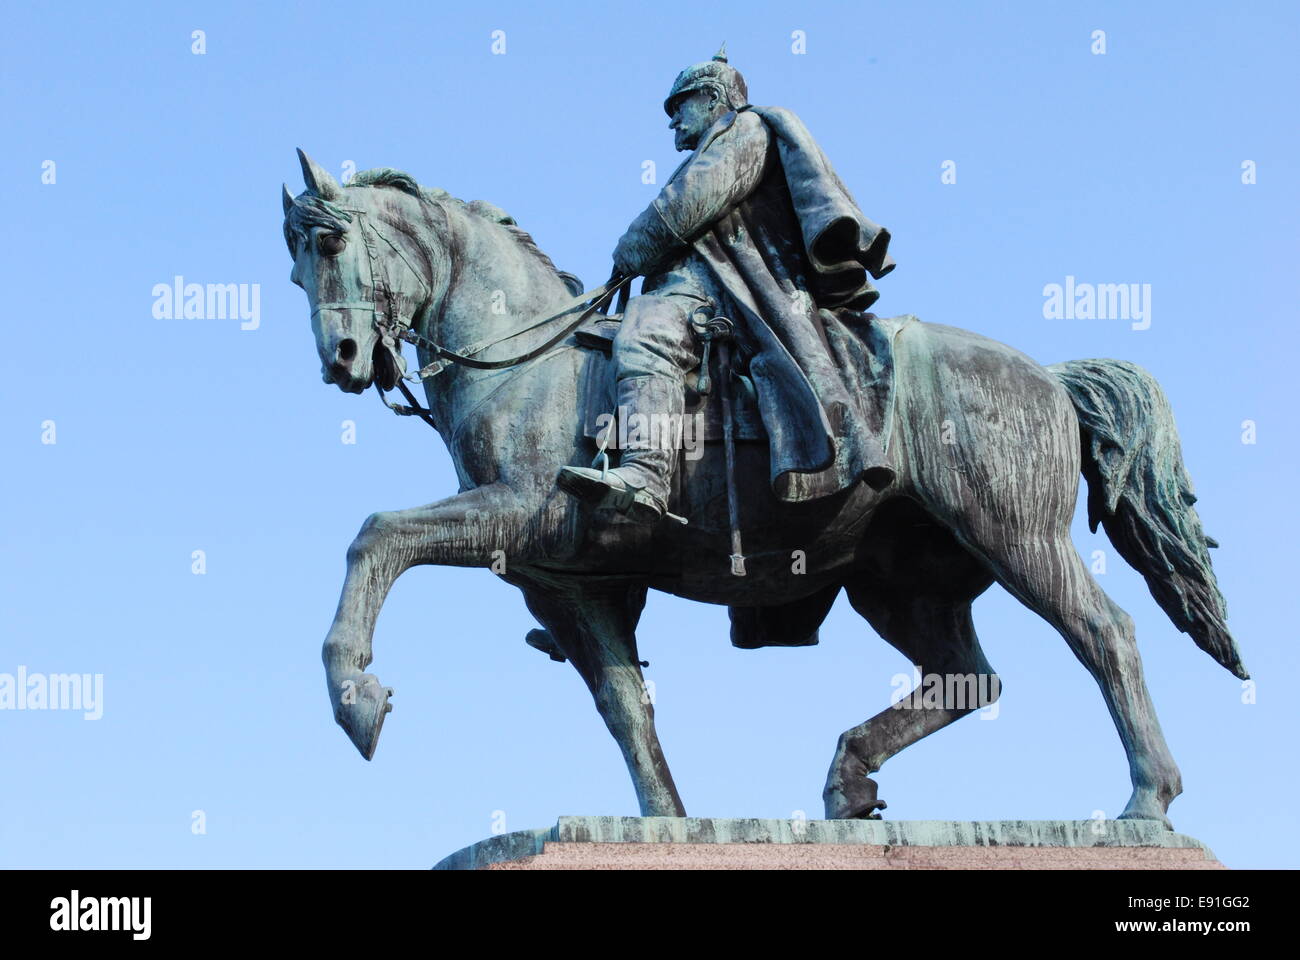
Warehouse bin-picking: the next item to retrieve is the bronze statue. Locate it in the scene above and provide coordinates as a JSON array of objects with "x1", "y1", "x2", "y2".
[
  {"x1": 559, "y1": 46, "x2": 896, "y2": 522},
  {"x1": 282, "y1": 50, "x2": 1246, "y2": 828}
]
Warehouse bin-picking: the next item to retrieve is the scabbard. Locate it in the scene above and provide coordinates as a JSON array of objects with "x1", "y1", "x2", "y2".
[{"x1": 718, "y1": 339, "x2": 746, "y2": 577}]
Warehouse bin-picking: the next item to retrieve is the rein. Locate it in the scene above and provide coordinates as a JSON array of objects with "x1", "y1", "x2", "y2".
[
  {"x1": 394, "y1": 273, "x2": 629, "y2": 372},
  {"x1": 330, "y1": 205, "x2": 631, "y2": 430}
]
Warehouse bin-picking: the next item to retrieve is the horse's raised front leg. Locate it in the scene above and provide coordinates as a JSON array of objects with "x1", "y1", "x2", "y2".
[{"x1": 323, "y1": 483, "x2": 532, "y2": 759}]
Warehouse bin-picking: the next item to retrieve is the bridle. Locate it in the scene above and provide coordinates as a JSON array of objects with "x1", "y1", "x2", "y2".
[{"x1": 312, "y1": 203, "x2": 631, "y2": 432}]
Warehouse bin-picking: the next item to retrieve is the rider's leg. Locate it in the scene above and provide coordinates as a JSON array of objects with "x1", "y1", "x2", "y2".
[{"x1": 557, "y1": 293, "x2": 704, "y2": 522}]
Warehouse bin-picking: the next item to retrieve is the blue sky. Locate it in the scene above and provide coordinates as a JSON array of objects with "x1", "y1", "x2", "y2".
[{"x1": 2, "y1": 1, "x2": 1296, "y2": 868}]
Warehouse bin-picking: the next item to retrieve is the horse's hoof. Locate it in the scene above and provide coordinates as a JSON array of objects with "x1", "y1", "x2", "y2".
[
  {"x1": 1117, "y1": 808, "x2": 1174, "y2": 831},
  {"x1": 1117, "y1": 787, "x2": 1176, "y2": 831},
  {"x1": 846, "y1": 797, "x2": 887, "y2": 820},
  {"x1": 525, "y1": 628, "x2": 567, "y2": 663},
  {"x1": 824, "y1": 777, "x2": 887, "y2": 820},
  {"x1": 334, "y1": 673, "x2": 394, "y2": 761}
]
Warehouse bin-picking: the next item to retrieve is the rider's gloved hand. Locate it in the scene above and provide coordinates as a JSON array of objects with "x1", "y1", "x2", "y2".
[{"x1": 612, "y1": 237, "x2": 641, "y2": 279}]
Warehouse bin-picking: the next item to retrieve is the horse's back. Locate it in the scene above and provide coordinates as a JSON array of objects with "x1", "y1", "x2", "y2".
[
  {"x1": 890, "y1": 318, "x2": 1081, "y2": 530},
  {"x1": 891, "y1": 318, "x2": 1073, "y2": 397}
]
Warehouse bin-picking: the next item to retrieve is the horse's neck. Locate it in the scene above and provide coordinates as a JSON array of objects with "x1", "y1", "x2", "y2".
[
  {"x1": 419, "y1": 202, "x2": 583, "y2": 475},
  {"x1": 432, "y1": 203, "x2": 572, "y2": 354}
]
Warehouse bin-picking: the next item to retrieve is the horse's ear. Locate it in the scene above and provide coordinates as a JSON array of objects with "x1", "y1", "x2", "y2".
[
  {"x1": 282, "y1": 183, "x2": 295, "y2": 215},
  {"x1": 297, "y1": 148, "x2": 341, "y2": 200}
]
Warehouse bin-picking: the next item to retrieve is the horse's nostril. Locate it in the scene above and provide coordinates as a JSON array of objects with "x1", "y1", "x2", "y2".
[{"x1": 337, "y1": 339, "x2": 358, "y2": 363}]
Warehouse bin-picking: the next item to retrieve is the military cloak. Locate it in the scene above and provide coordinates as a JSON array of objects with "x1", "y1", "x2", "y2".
[{"x1": 616, "y1": 103, "x2": 897, "y2": 502}]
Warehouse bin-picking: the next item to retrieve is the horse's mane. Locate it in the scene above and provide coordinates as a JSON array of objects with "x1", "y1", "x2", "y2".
[{"x1": 284, "y1": 167, "x2": 581, "y2": 293}]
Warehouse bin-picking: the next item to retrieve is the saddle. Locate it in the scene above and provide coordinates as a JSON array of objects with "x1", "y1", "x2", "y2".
[
  {"x1": 570, "y1": 309, "x2": 912, "y2": 651},
  {"x1": 574, "y1": 316, "x2": 768, "y2": 445},
  {"x1": 572, "y1": 309, "x2": 911, "y2": 457}
]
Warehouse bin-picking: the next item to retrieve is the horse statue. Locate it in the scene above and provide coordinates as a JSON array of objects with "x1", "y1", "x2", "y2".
[{"x1": 282, "y1": 150, "x2": 1246, "y2": 828}]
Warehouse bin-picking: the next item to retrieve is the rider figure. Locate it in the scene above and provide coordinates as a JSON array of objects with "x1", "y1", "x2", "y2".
[{"x1": 558, "y1": 46, "x2": 896, "y2": 523}]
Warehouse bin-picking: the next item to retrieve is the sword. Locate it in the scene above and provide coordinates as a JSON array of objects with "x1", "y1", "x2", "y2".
[{"x1": 692, "y1": 314, "x2": 746, "y2": 577}]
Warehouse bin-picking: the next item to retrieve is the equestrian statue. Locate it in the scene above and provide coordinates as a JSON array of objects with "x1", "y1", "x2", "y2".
[{"x1": 282, "y1": 47, "x2": 1246, "y2": 827}]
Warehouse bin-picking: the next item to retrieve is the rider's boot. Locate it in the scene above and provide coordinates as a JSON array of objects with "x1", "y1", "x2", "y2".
[{"x1": 557, "y1": 374, "x2": 680, "y2": 524}]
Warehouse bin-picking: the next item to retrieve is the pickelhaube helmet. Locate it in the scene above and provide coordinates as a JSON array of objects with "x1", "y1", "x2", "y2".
[{"x1": 663, "y1": 43, "x2": 750, "y2": 116}]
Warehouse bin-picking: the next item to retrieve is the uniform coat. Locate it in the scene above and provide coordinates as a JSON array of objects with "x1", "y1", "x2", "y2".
[{"x1": 615, "y1": 104, "x2": 896, "y2": 501}]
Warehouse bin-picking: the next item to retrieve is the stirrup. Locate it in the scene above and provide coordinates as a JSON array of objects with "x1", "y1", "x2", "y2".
[
  {"x1": 588, "y1": 449, "x2": 644, "y2": 514},
  {"x1": 556, "y1": 465, "x2": 687, "y2": 525}
]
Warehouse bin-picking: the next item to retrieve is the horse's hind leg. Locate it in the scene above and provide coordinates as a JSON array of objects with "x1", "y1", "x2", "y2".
[
  {"x1": 520, "y1": 581, "x2": 686, "y2": 817},
  {"x1": 824, "y1": 587, "x2": 998, "y2": 820},
  {"x1": 970, "y1": 531, "x2": 1182, "y2": 826}
]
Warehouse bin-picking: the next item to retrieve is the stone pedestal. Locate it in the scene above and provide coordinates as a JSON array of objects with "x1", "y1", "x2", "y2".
[{"x1": 433, "y1": 816, "x2": 1224, "y2": 870}]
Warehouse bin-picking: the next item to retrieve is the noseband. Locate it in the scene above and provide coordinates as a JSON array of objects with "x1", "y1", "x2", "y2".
[{"x1": 316, "y1": 204, "x2": 630, "y2": 431}]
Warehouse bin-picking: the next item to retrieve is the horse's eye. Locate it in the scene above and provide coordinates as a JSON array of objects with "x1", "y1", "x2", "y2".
[{"x1": 318, "y1": 234, "x2": 346, "y2": 257}]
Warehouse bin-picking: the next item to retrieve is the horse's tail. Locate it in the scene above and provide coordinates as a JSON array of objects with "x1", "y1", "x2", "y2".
[{"x1": 1048, "y1": 358, "x2": 1248, "y2": 680}]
